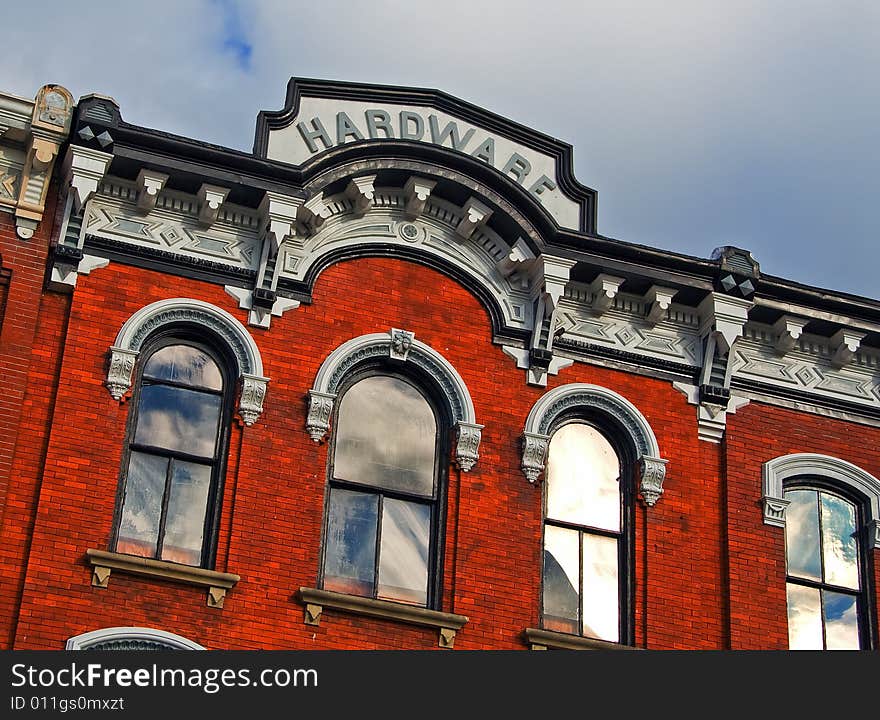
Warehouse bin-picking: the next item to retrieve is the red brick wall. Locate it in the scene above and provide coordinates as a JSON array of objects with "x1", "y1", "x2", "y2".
[
  {"x1": 8, "y1": 251, "x2": 880, "y2": 650},
  {"x1": 0, "y1": 191, "x2": 72, "y2": 648},
  {"x1": 725, "y1": 402, "x2": 880, "y2": 649}
]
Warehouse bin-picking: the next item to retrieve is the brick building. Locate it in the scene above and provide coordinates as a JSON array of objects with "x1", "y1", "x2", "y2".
[{"x1": 0, "y1": 79, "x2": 877, "y2": 651}]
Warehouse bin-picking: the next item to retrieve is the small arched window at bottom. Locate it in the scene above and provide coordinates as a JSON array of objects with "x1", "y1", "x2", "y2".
[
  {"x1": 785, "y1": 484, "x2": 870, "y2": 650},
  {"x1": 541, "y1": 422, "x2": 628, "y2": 644}
]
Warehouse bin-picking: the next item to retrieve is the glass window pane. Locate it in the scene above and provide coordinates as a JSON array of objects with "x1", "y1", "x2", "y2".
[
  {"x1": 334, "y1": 376, "x2": 436, "y2": 497},
  {"x1": 784, "y1": 489, "x2": 821, "y2": 582},
  {"x1": 117, "y1": 452, "x2": 168, "y2": 558},
  {"x1": 160, "y1": 461, "x2": 212, "y2": 566},
  {"x1": 582, "y1": 533, "x2": 619, "y2": 642},
  {"x1": 823, "y1": 590, "x2": 861, "y2": 650},
  {"x1": 542, "y1": 525, "x2": 580, "y2": 634},
  {"x1": 546, "y1": 423, "x2": 621, "y2": 531},
  {"x1": 323, "y1": 489, "x2": 378, "y2": 597},
  {"x1": 377, "y1": 499, "x2": 430, "y2": 605},
  {"x1": 787, "y1": 583, "x2": 823, "y2": 649},
  {"x1": 134, "y1": 385, "x2": 221, "y2": 458},
  {"x1": 143, "y1": 345, "x2": 223, "y2": 390},
  {"x1": 820, "y1": 493, "x2": 859, "y2": 590}
]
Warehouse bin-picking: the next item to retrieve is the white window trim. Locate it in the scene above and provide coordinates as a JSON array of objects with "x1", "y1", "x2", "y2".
[
  {"x1": 762, "y1": 453, "x2": 880, "y2": 549},
  {"x1": 105, "y1": 297, "x2": 269, "y2": 426},
  {"x1": 66, "y1": 627, "x2": 204, "y2": 650},
  {"x1": 306, "y1": 328, "x2": 483, "y2": 471},
  {"x1": 520, "y1": 383, "x2": 668, "y2": 506}
]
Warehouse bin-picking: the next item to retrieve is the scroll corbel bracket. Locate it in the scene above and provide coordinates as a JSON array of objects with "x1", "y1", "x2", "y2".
[
  {"x1": 456, "y1": 197, "x2": 492, "y2": 240},
  {"x1": 345, "y1": 175, "x2": 376, "y2": 216},
  {"x1": 136, "y1": 169, "x2": 169, "y2": 214},
  {"x1": 830, "y1": 329, "x2": 864, "y2": 369},
  {"x1": 307, "y1": 390, "x2": 336, "y2": 442},
  {"x1": 639, "y1": 456, "x2": 668, "y2": 507},
  {"x1": 239, "y1": 373, "x2": 269, "y2": 426},
  {"x1": 644, "y1": 286, "x2": 677, "y2": 327},
  {"x1": 773, "y1": 316, "x2": 807, "y2": 356},
  {"x1": 454, "y1": 422, "x2": 483, "y2": 472},
  {"x1": 197, "y1": 184, "x2": 230, "y2": 228},
  {"x1": 521, "y1": 432, "x2": 550, "y2": 483},
  {"x1": 589, "y1": 274, "x2": 625, "y2": 317},
  {"x1": 404, "y1": 176, "x2": 436, "y2": 219}
]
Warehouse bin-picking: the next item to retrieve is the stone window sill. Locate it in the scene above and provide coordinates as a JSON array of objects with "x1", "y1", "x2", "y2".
[
  {"x1": 86, "y1": 549, "x2": 239, "y2": 608},
  {"x1": 296, "y1": 587, "x2": 468, "y2": 648},
  {"x1": 523, "y1": 627, "x2": 640, "y2": 651}
]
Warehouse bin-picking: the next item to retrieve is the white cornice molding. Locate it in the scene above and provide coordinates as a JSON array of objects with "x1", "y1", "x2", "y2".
[
  {"x1": 259, "y1": 191, "x2": 301, "y2": 252},
  {"x1": 644, "y1": 285, "x2": 677, "y2": 327},
  {"x1": 589, "y1": 274, "x2": 625, "y2": 317},
  {"x1": 345, "y1": 174, "x2": 376, "y2": 215},
  {"x1": 830, "y1": 328, "x2": 864, "y2": 369}
]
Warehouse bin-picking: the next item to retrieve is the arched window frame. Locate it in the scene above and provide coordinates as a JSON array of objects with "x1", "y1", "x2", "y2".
[
  {"x1": 319, "y1": 365, "x2": 452, "y2": 610},
  {"x1": 105, "y1": 298, "x2": 269, "y2": 427},
  {"x1": 521, "y1": 383, "x2": 667, "y2": 649},
  {"x1": 762, "y1": 453, "x2": 879, "y2": 650},
  {"x1": 110, "y1": 331, "x2": 236, "y2": 569},
  {"x1": 762, "y1": 453, "x2": 880, "y2": 550},
  {"x1": 66, "y1": 627, "x2": 204, "y2": 650}
]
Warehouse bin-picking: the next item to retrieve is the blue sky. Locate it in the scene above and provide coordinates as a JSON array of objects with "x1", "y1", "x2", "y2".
[{"x1": 4, "y1": 0, "x2": 878, "y2": 299}]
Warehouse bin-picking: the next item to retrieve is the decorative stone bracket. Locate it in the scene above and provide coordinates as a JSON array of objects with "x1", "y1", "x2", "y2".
[
  {"x1": 106, "y1": 344, "x2": 267, "y2": 426},
  {"x1": 224, "y1": 285, "x2": 301, "y2": 329},
  {"x1": 404, "y1": 176, "x2": 436, "y2": 219},
  {"x1": 296, "y1": 587, "x2": 468, "y2": 649},
  {"x1": 520, "y1": 430, "x2": 668, "y2": 506},
  {"x1": 86, "y1": 549, "x2": 239, "y2": 608},
  {"x1": 456, "y1": 197, "x2": 492, "y2": 239}
]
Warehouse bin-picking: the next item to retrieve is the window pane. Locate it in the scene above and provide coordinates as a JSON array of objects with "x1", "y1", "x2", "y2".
[
  {"x1": 542, "y1": 525, "x2": 580, "y2": 634},
  {"x1": 323, "y1": 489, "x2": 378, "y2": 597},
  {"x1": 546, "y1": 423, "x2": 621, "y2": 531},
  {"x1": 143, "y1": 345, "x2": 222, "y2": 390},
  {"x1": 334, "y1": 376, "x2": 436, "y2": 497},
  {"x1": 377, "y1": 499, "x2": 430, "y2": 605},
  {"x1": 582, "y1": 533, "x2": 619, "y2": 642},
  {"x1": 784, "y1": 489, "x2": 821, "y2": 582},
  {"x1": 820, "y1": 493, "x2": 859, "y2": 590},
  {"x1": 134, "y1": 385, "x2": 221, "y2": 458},
  {"x1": 117, "y1": 452, "x2": 167, "y2": 558},
  {"x1": 160, "y1": 461, "x2": 211, "y2": 566},
  {"x1": 787, "y1": 583, "x2": 823, "y2": 649},
  {"x1": 823, "y1": 590, "x2": 860, "y2": 650}
]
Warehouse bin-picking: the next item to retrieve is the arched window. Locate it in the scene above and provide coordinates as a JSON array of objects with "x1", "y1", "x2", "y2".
[
  {"x1": 784, "y1": 482, "x2": 871, "y2": 649},
  {"x1": 542, "y1": 421, "x2": 630, "y2": 643},
  {"x1": 321, "y1": 372, "x2": 446, "y2": 608},
  {"x1": 113, "y1": 337, "x2": 234, "y2": 568}
]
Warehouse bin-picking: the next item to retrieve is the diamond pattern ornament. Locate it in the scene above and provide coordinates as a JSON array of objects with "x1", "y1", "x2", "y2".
[{"x1": 796, "y1": 366, "x2": 817, "y2": 386}]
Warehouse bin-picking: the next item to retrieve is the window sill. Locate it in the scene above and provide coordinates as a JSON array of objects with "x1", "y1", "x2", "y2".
[
  {"x1": 523, "y1": 628, "x2": 640, "y2": 651},
  {"x1": 296, "y1": 587, "x2": 468, "y2": 648},
  {"x1": 86, "y1": 549, "x2": 240, "y2": 608}
]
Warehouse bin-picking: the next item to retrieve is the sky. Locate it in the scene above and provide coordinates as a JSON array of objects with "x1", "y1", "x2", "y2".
[{"x1": 4, "y1": 0, "x2": 878, "y2": 299}]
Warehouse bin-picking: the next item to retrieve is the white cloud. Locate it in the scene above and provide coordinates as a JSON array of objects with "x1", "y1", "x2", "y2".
[{"x1": 4, "y1": 0, "x2": 878, "y2": 297}]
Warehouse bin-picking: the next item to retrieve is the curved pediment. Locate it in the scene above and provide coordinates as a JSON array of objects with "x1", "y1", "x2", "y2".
[{"x1": 254, "y1": 77, "x2": 596, "y2": 233}]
